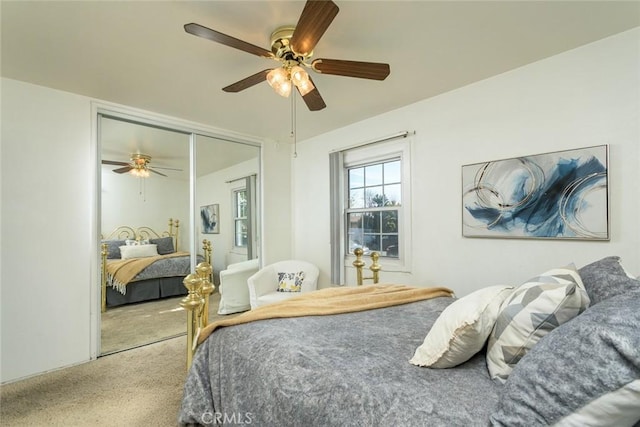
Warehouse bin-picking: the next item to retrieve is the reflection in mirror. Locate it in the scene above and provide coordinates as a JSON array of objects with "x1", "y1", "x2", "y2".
[
  {"x1": 195, "y1": 135, "x2": 260, "y2": 287},
  {"x1": 99, "y1": 116, "x2": 261, "y2": 356},
  {"x1": 100, "y1": 116, "x2": 191, "y2": 355}
]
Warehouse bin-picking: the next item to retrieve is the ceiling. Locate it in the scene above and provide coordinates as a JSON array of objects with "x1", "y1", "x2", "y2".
[
  {"x1": 100, "y1": 116, "x2": 260, "y2": 179},
  {"x1": 2, "y1": 1, "x2": 639, "y2": 144}
]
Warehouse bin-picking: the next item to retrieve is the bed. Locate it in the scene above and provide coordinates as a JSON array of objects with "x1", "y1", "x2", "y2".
[
  {"x1": 100, "y1": 219, "x2": 209, "y2": 311},
  {"x1": 178, "y1": 255, "x2": 640, "y2": 426}
]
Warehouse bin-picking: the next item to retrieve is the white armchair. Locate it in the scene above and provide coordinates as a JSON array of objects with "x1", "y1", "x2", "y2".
[
  {"x1": 217, "y1": 258, "x2": 259, "y2": 315},
  {"x1": 248, "y1": 260, "x2": 320, "y2": 309}
]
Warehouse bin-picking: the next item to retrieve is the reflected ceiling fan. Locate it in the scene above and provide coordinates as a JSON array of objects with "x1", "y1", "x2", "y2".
[
  {"x1": 102, "y1": 154, "x2": 182, "y2": 178},
  {"x1": 184, "y1": 0, "x2": 390, "y2": 111}
]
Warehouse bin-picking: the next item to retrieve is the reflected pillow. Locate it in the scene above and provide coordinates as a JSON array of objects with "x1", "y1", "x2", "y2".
[
  {"x1": 119, "y1": 244, "x2": 158, "y2": 260},
  {"x1": 277, "y1": 271, "x2": 305, "y2": 292},
  {"x1": 102, "y1": 239, "x2": 126, "y2": 259},
  {"x1": 150, "y1": 237, "x2": 175, "y2": 255},
  {"x1": 410, "y1": 285, "x2": 513, "y2": 368}
]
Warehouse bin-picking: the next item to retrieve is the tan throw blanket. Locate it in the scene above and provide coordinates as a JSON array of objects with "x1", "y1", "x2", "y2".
[
  {"x1": 197, "y1": 283, "x2": 454, "y2": 344},
  {"x1": 106, "y1": 251, "x2": 190, "y2": 293}
]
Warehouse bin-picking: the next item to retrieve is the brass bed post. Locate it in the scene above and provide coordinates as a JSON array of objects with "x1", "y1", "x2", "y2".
[
  {"x1": 181, "y1": 260, "x2": 214, "y2": 370},
  {"x1": 169, "y1": 218, "x2": 180, "y2": 252},
  {"x1": 202, "y1": 239, "x2": 213, "y2": 285},
  {"x1": 101, "y1": 243, "x2": 108, "y2": 313},
  {"x1": 180, "y1": 273, "x2": 204, "y2": 370},
  {"x1": 353, "y1": 248, "x2": 382, "y2": 286},
  {"x1": 202, "y1": 239, "x2": 212, "y2": 265},
  {"x1": 196, "y1": 262, "x2": 215, "y2": 329}
]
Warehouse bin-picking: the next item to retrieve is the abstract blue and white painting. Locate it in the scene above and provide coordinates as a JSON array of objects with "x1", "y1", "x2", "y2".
[{"x1": 462, "y1": 145, "x2": 609, "y2": 240}]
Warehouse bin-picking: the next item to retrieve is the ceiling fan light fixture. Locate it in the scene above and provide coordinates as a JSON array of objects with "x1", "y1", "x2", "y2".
[
  {"x1": 130, "y1": 167, "x2": 150, "y2": 178},
  {"x1": 290, "y1": 66, "x2": 307, "y2": 85},
  {"x1": 267, "y1": 67, "x2": 292, "y2": 97},
  {"x1": 290, "y1": 66, "x2": 314, "y2": 96}
]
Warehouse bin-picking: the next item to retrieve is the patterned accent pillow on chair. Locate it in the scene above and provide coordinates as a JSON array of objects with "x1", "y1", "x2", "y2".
[
  {"x1": 277, "y1": 271, "x2": 305, "y2": 292},
  {"x1": 486, "y1": 265, "x2": 590, "y2": 383}
]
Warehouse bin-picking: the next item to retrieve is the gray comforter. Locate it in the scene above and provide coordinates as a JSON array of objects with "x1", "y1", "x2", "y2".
[
  {"x1": 179, "y1": 296, "x2": 502, "y2": 426},
  {"x1": 130, "y1": 255, "x2": 194, "y2": 282}
]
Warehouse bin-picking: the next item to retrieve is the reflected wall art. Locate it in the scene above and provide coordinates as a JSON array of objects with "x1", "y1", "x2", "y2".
[
  {"x1": 462, "y1": 145, "x2": 609, "y2": 240},
  {"x1": 200, "y1": 204, "x2": 219, "y2": 234}
]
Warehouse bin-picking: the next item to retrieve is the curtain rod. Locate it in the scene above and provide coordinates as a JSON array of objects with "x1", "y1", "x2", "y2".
[
  {"x1": 329, "y1": 130, "x2": 414, "y2": 154},
  {"x1": 225, "y1": 173, "x2": 257, "y2": 184}
]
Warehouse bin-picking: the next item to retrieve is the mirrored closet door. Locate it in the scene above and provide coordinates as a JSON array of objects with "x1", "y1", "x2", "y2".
[
  {"x1": 100, "y1": 116, "x2": 191, "y2": 354},
  {"x1": 99, "y1": 115, "x2": 261, "y2": 355}
]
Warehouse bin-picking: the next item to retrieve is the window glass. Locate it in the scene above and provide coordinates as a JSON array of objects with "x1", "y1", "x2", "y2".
[
  {"x1": 345, "y1": 158, "x2": 401, "y2": 259},
  {"x1": 365, "y1": 186, "x2": 384, "y2": 207},
  {"x1": 384, "y1": 160, "x2": 401, "y2": 184},
  {"x1": 349, "y1": 167, "x2": 364, "y2": 189},
  {"x1": 384, "y1": 184, "x2": 401, "y2": 205},
  {"x1": 349, "y1": 188, "x2": 364, "y2": 209},
  {"x1": 365, "y1": 164, "x2": 383, "y2": 186}
]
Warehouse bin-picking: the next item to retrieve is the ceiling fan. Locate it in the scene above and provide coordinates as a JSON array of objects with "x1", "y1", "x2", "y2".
[
  {"x1": 184, "y1": 0, "x2": 390, "y2": 111},
  {"x1": 102, "y1": 154, "x2": 181, "y2": 178}
]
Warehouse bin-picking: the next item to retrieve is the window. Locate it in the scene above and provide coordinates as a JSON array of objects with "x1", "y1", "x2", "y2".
[
  {"x1": 233, "y1": 189, "x2": 248, "y2": 248},
  {"x1": 346, "y1": 160, "x2": 401, "y2": 258},
  {"x1": 330, "y1": 136, "x2": 411, "y2": 284}
]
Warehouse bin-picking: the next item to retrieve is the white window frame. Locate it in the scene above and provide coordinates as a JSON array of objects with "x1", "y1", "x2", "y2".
[{"x1": 341, "y1": 138, "x2": 412, "y2": 276}]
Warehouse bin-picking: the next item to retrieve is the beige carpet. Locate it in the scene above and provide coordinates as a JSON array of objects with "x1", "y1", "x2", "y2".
[
  {"x1": 101, "y1": 292, "x2": 236, "y2": 354},
  {"x1": 1, "y1": 336, "x2": 187, "y2": 426},
  {"x1": 1, "y1": 295, "x2": 243, "y2": 426}
]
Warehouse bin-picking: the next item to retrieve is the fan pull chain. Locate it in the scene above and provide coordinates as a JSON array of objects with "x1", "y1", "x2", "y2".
[
  {"x1": 290, "y1": 93, "x2": 297, "y2": 158},
  {"x1": 139, "y1": 176, "x2": 147, "y2": 202}
]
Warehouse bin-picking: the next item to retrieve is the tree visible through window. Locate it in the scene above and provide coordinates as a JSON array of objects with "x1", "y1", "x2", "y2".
[
  {"x1": 346, "y1": 159, "x2": 401, "y2": 258},
  {"x1": 234, "y1": 189, "x2": 248, "y2": 247}
]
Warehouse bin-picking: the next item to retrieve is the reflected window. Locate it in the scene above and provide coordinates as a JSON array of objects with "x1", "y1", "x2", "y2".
[{"x1": 234, "y1": 189, "x2": 248, "y2": 247}]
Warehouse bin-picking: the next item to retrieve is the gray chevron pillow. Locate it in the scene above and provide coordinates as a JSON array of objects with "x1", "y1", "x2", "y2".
[{"x1": 486, "y1": 265, "x2": 590, "y2": 383}]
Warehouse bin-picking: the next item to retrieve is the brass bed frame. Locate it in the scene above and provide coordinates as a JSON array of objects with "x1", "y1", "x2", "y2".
[
  {"x1": 100, "y1": 218, "x2": 188, "y2": 312},
  {"x1": 180, "y1": 248, "x2": 381, "y2": 369}
]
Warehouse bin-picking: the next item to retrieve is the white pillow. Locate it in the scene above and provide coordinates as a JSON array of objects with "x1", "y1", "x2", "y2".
[
  {"x1": 410, "y1": 285, "x2": 514, "y2": 368},
  {"x1": 119, "y1": 244, "x2": 158, "y2": 260},
  {"x1": 486, "y1": 265, "x2": 590, "y2": 383}
]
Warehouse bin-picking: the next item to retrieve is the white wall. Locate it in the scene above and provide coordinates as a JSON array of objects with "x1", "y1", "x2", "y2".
[
  {"x1": 101, "y1": 168, "x2": 190, "y2": 251},
  {"x1": 261, "y1": 139, "x2": 294, "y2": 266},
  {"x1": 0, "y1": 78, "x2": 293, "y2": 383},
  {"x1": 292, "y1": 28, "x2": 640, "y2": 296},
  {"x1": 1, "y1": 79, "x2": 93, "y2": 382},
  {"x1": 196, "y1": 157, "x2": 259, "y2": 275}
]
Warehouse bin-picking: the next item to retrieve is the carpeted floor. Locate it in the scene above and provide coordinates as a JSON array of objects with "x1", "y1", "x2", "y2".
[
  {"x1": 1, "y1": 295, "x2": 244, "y2": 426},
  {"x1": 101, "y1": 292, "x2": 225, "y2": 354},
  {"x1": 1, "y1": 336, "x2": 187, "y2": 426}
]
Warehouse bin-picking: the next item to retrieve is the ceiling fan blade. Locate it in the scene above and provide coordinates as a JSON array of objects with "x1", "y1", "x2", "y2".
[
  {"x1": 149, "y1": 169, "x2": 168, "y2": 177},
  {"x1": 290, "y1": 0, "x2": 339, "y2": 57},
  {"x1": 113, "y1": 166, "x2": 133, "y2": 174},
  {"x1": 184, "y1": 23, "x2": 272, "y2": 58},
  {"x1": 298, "y1": 76, "x2": 326, "y2": 111},
  {"x1": 223, "y1": 69, "x2": 272, "y2": 93},
  {"x1": 312, "y1": 59, "x2": 390, "y2": 80},
  {"x1": 152, "y1": 166, "x2": 183, "y2": 171},
  {"x1": 102, "y1": 160, "x2": 129, "y2": 166}
]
